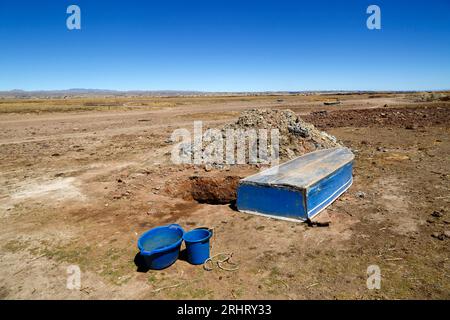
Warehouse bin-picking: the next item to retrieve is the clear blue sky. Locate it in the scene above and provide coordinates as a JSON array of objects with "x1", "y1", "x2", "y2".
[{"x1": 0, "y1": 0, "x2": 449, "y2": 91}]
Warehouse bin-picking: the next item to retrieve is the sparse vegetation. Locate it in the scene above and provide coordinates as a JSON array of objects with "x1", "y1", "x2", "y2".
[{"x1": 0, "y1": 92, "x2": 449, "y2": 299}]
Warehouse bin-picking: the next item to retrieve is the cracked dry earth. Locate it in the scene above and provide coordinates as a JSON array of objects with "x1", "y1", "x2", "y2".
[{"x1": 0, "y1": 94, "x2": 449, "y2": 299}]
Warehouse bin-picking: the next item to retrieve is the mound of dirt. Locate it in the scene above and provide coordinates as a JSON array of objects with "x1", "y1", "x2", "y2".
[
  {"x1": 222, "y1": 108, "x2": 341, "y2": 161},
  {"x1": 174, "y1": 108, "x2": 342, "y2": 166}
]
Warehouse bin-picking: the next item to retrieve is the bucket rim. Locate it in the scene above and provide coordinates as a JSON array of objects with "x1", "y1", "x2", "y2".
[
  {"x1": 137, "y1": 223, "x2": 184, "y2": 255},
  {"x1": 183, "y1": 228, "x2": 212, "y2": 244}
]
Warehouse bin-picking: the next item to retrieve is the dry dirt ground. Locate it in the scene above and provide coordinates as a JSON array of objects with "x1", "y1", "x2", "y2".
[{"x1": 0, "y1": 93, "x2": 449, "y2": 299}]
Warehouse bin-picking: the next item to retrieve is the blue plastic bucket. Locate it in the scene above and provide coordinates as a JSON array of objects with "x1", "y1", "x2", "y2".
[
  {"x1": 183, "y1": 228, "x2": 213, "y2": 265},
  {"x1": 137, "y1": 224, "x2": 184, "y2": 270}
]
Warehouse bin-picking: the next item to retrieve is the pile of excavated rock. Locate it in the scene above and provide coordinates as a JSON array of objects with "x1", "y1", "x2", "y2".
[
  {"x1": 221, "y1": 108, "x2": 342, "y2": 161},
  {"x1": 175, "y1": 108, "x2": 342, "y2": 166}
]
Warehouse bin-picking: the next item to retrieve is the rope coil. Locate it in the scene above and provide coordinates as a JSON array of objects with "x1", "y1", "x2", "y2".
[{"x1": 203, "y1": 252, "x2": 239, "y2": 272}]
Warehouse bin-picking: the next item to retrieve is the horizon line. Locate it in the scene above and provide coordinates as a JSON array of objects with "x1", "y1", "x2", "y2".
[{"x1": 1, "y1": 88, "x2": 450, "y2": 94}]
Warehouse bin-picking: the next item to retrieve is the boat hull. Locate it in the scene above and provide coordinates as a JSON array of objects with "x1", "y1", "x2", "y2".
[{"x1": 236, "y1": 148, "x2": 354, "y2": 222}]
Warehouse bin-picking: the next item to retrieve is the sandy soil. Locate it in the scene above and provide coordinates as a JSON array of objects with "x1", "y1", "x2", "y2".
[{"x1": 0, "y1": 93, "x2": 449, "y2": 299}]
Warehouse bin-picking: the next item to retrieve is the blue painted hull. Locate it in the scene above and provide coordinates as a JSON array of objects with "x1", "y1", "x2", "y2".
[{"x1": 236, "y1": 148, "x2": 354, "y2": 222}]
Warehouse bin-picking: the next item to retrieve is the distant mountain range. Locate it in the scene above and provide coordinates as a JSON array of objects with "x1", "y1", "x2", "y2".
[
  {"x1": 0, "y1": 88, "x2": 437, "y2": 98},
  {"x1": 0, "y1": 89, "x2": 209, "y2": 98},
  {"x1": 0, "y1": 89, "x2": 320, "y2": 98}
]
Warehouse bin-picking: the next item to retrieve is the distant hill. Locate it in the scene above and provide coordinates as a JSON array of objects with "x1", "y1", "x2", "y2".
[
  {"x1": 0, "y1": 89, "x2": 320, "y2": 98},
  {"x1": 0, "y1": 89, "x2": 442, "y2": 99},
  {"x1": 0, "y1": 89, "x2": 209, "y2": 98}
]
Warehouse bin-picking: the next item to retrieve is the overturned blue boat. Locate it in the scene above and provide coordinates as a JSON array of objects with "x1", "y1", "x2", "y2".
[{"x1": 236, "y1": 147, "x2": 354, "y2": 222}]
